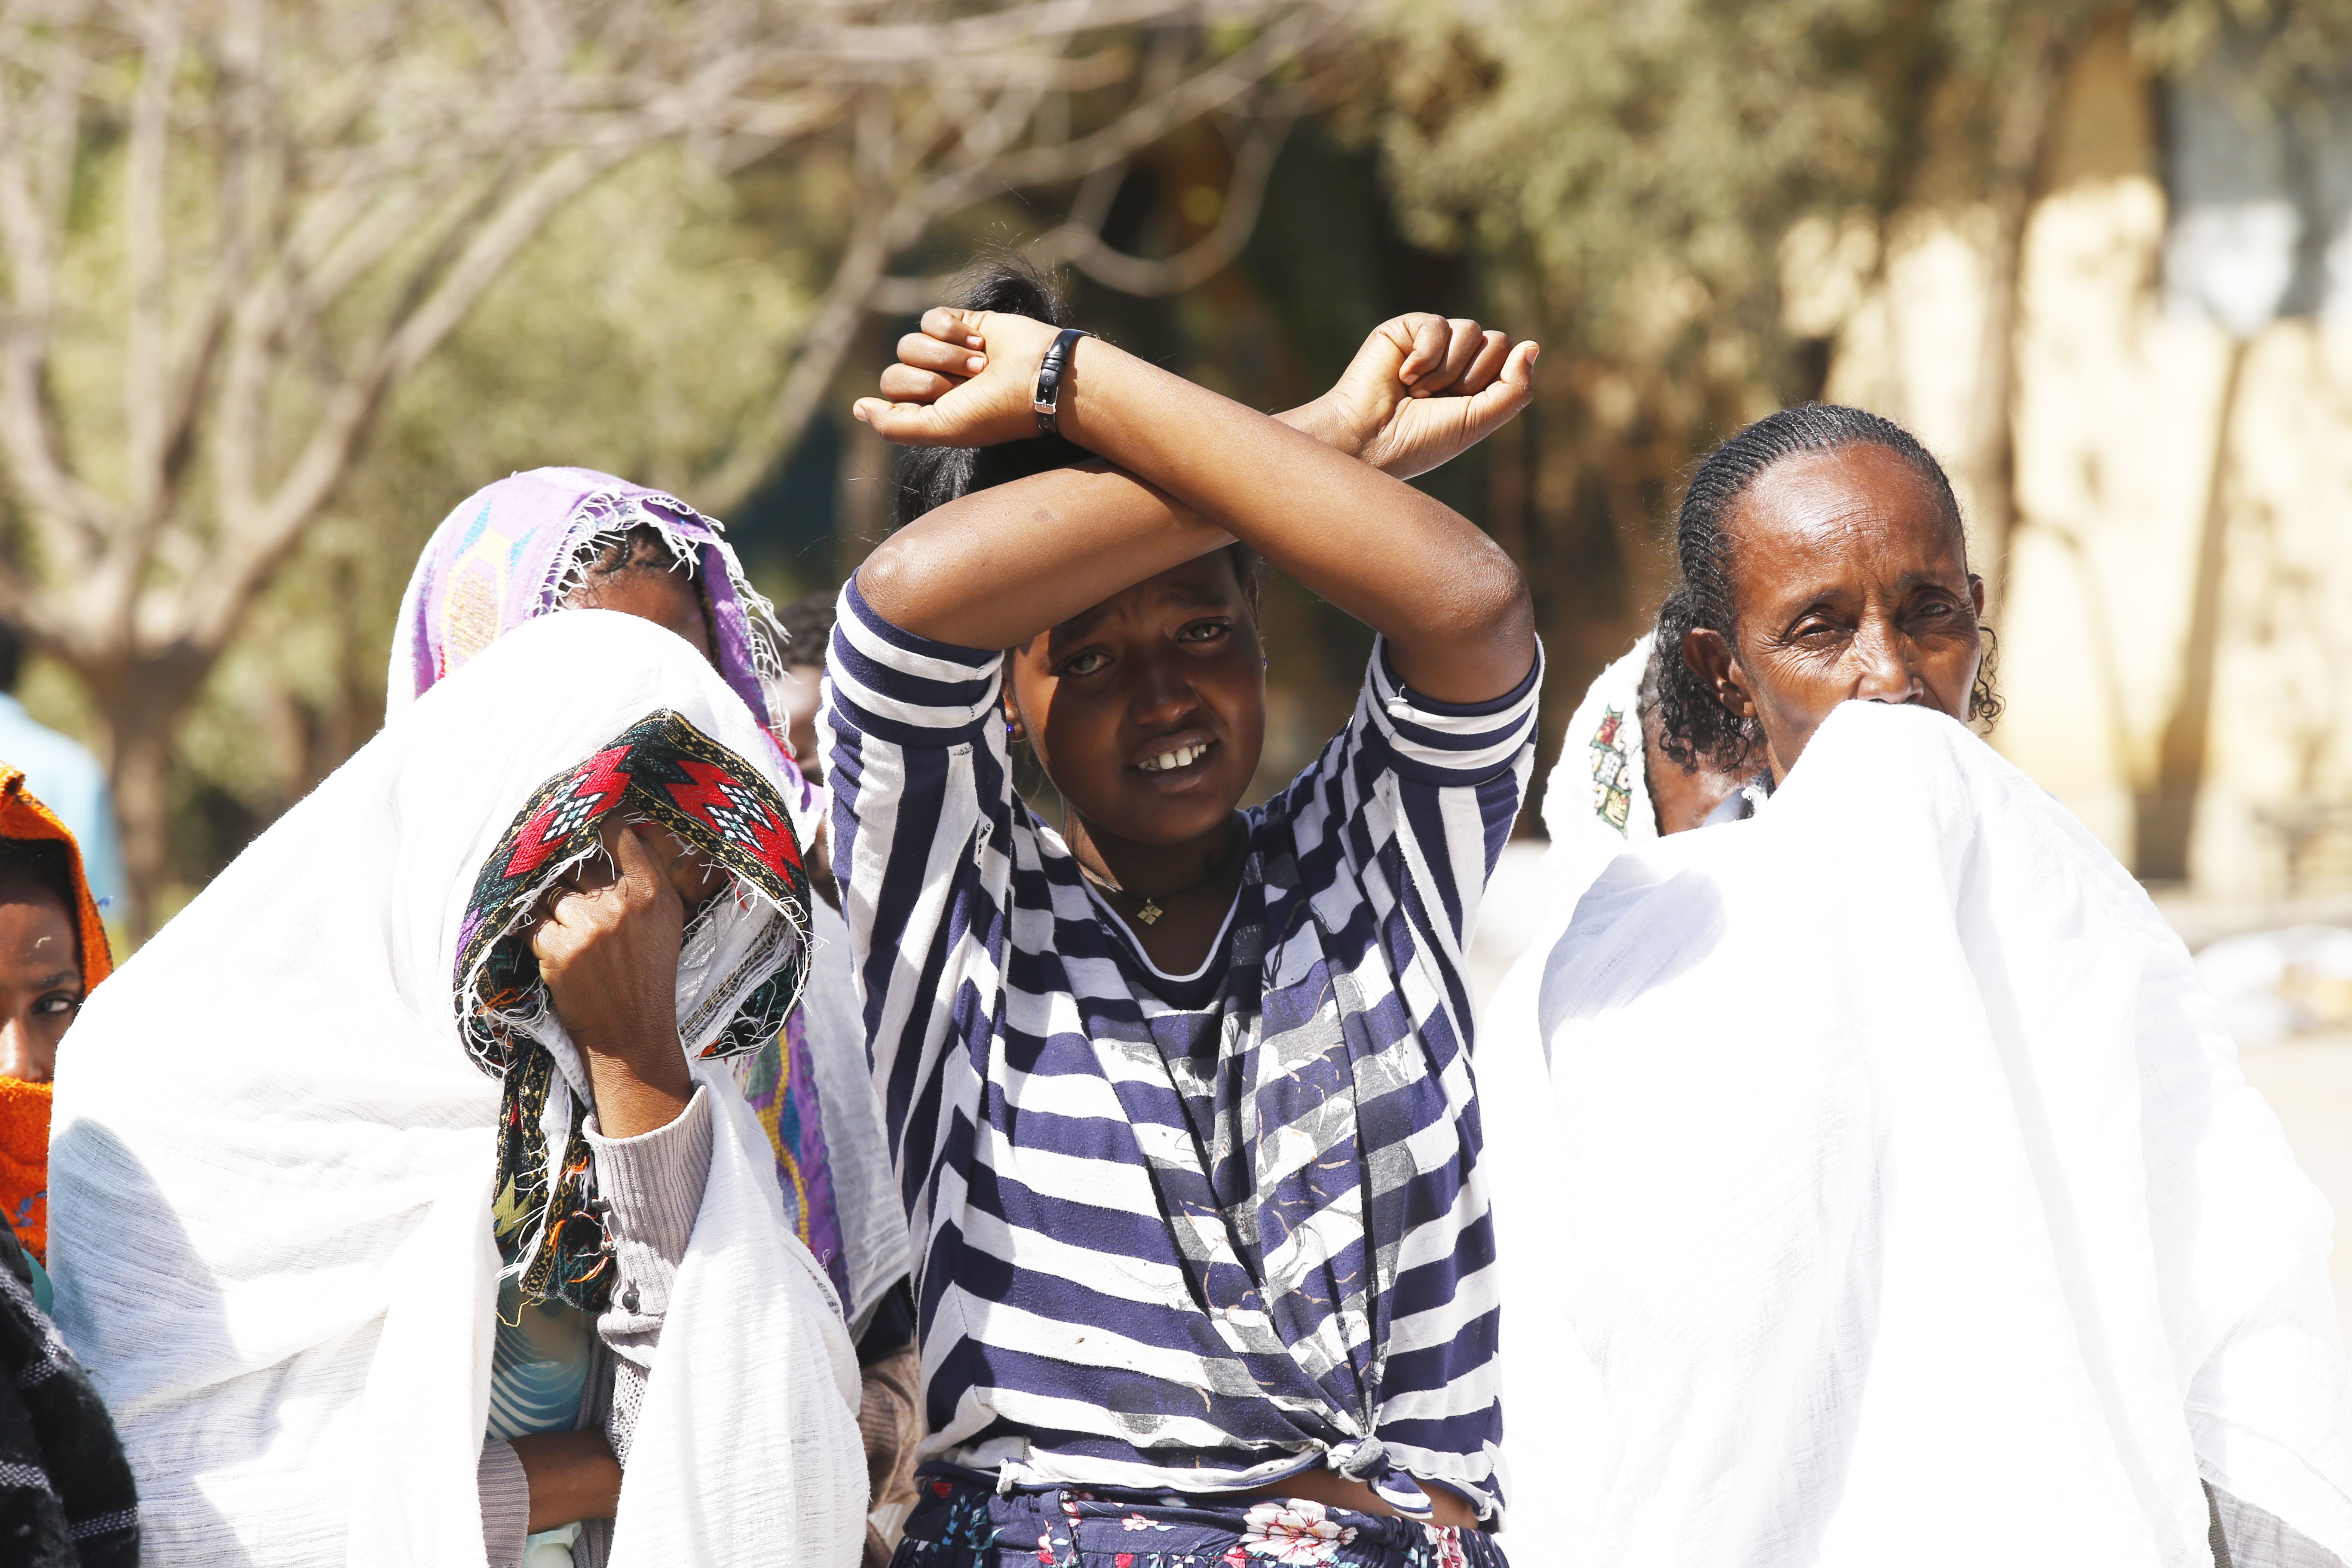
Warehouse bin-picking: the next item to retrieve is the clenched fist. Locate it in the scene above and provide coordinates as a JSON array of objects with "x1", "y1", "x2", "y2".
[
  {"x1": 866, "y1": 306, "x2": 1537, "y2": 483},
  {"x1": 1306, "y1": 314, "x2": 1537, "y2": 480},
  {"x1": 530, "y1": 818, "x2": 721, "y2": 1137},
  {"x1": 856, "y1": 307, "x2": 1065, "y2": 450}
]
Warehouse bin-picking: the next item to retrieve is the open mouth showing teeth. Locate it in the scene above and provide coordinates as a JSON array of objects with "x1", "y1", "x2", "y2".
[{"x1": 1136, "y1": 741, "x2": 1214, "y2": 774}]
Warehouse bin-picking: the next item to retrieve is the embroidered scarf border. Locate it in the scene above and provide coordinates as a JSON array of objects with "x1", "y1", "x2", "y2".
[{"x1": 455, "y1": 710, "x2": 811, "y2": 1312}]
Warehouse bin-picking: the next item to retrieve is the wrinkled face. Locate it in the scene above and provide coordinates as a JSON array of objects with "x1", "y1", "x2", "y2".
[
  {"x1": 1688, "y1": 444, "x2": 1985, "y2": 782},
  {"x1": 1007, "y1": 554, "x2": 1265, "y2": 848},
  {"x1": 772, "y1": 664, "x2": 824, "y2": 784},
  {"x1": 565, "y1": 557, "x2": 715, "y2": 665},
  {"x1": 0, "y1": 884, "x2": 79, "y2": 1084}
]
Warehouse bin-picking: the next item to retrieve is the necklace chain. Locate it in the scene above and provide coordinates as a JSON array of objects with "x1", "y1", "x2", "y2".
[{"x1": 1075, "y1": 836, "x2": 1239, "y2": 928}]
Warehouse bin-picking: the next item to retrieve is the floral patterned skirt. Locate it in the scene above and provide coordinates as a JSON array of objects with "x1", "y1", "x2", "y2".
[{"x1": 891, "y1": 1469, "x2": 1509, "y2": 1568}]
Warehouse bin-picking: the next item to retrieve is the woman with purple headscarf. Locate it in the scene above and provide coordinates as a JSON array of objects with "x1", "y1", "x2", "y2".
[{"x1": 391, "y1": 467, "x2": 910, "y2": 1566}]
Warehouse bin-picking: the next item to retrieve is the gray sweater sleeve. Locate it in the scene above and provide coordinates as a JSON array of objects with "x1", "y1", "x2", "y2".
[
  {"x1": 478, "y1": 1438, "x2": 530, "y2": 1568},
  {"x1": 584, "y1": 1081, "x2": 715, "y2": 1467}
]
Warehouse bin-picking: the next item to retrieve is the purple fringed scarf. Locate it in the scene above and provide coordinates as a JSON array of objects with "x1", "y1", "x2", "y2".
[
  {"x1": 392, "y1": 469, "x2": 778, "y2": 731},
  {"x1": 389, "y1": 466, "x2": 854, "y2": 1316}
]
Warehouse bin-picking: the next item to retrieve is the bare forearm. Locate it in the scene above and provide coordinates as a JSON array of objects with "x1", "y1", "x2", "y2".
[
  {"x1": 538, "y1": 821, "x2": 699, "y2": 1142},
  {"x1": 857, "y1": 462, "x2": 1230, "y2": 651},
  {"x1": 511, "y1": 1431, "x2": 621, "y2": 1532},
  {"x1": 855, "y1": 308, "x2": 1537, "y2": 696},
  {"x1": 1057, "y1": 341, "x2": 1532, "y2": 700},
  {"x1": 854, "y1": 389, "x2": 1381, "y2": 649},
  {"x1": 584, "y1": 1045, "x2": 692, "y2": 1141}
]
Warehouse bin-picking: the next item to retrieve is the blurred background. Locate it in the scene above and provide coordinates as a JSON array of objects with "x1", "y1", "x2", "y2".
[{"x1": 4, "y1": 0, "x2": 2352, "y2": 1311}]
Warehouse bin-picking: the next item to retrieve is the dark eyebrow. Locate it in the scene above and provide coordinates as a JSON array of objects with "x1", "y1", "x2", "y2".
[
  {"x1": 30, "y1": 972, "x2": 78, "y2": 991},
  {"x1": 1053, "y1": 602, "x2": 1114, "y2": 643},
  {"x1": 1050, "y1": 581, "x2": 1234, "y2": 648}
]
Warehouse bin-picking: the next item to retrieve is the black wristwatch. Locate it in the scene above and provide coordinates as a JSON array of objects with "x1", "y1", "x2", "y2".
[{"x1": 1032, "y1": 328, "x2": 1093, "y2": 439}]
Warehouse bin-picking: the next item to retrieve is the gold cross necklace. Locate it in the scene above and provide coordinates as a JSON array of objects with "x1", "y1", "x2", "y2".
[{"x1": 1076, "y1": 835, "x2": 1241, "y2": 927}]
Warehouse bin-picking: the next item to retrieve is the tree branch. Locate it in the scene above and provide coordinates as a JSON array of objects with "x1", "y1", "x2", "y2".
[
  {"x1": 192, "y1": 140, "x2": 636, "y2": 649},
  {"x1": 122, "y1": 0, "x2": 184, "y2": 526},
  {"x1": 698, "y1": 210, "x2": 900, "y2": 512},
  {"x1": 702, "y1": 10, "x2": 1343, "y2": 502},
  {"x1": 0, "y1": 0, "x2": 116, "y2": 588},
  {"x1": 879, "y1": 111, "x2": 1298, "y2": 306}
]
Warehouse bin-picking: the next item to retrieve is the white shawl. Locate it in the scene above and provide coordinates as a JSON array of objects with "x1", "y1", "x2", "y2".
[
  {"x1": 48, "y1": 611, "x2": 866, "y2": 1566},
  {"x1": 1489, "y1": 700, "x2": 2352, "y2": 1565},
  {"x1": 1536, "y1": 634, "x2": 1658, "y2": 916}
]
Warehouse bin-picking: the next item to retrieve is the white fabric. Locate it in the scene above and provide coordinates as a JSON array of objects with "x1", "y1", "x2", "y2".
[
  {"x1": 1481, "y1": 640, "x2": 1657, "y2": 1537},
  {"x1": 1486, "y1": 630, "x2": 1656, "y2": 1048},
  {"x1": 796, "y1": 896, "x2": 907, "y2": 1340},
  {"x1": 1488, "y1": 701, "x2": 2352, "y2": 1566},
  {"x1": 47, "y1": 611, "x2": 866, "y2": 1567},
  {"x1": 1534, "y1": 634, "x2": 1657, "y2": 918}
]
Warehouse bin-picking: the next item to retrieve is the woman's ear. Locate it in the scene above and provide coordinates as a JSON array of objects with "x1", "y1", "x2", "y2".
[
  {"x1": 1682, "y1": 627, "x2": 1755, "y2": 718},
  {"x1": 1003, "y1": 684, "x2": 1029, "y2": 744},
  {"x1": 1968, "y1": 572, "x2": 1987, "y2": 619}
]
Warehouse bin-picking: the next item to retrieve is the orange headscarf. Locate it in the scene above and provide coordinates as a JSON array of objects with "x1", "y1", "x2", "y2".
[{"x1": 0, "y1": 765, "x2": 112, "y2": 1262}]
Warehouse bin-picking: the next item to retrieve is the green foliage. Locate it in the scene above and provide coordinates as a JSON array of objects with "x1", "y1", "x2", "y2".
[
  {"x1": 1352, "y1": 0, "x2": 2129, "y2": 826},
  {"x1": 380, "y1": 147, "x2": 830, "y2": 509},
  {"x1": 2139, "y1": 0, "x2": 2352, "y2": 111},
  {"x1": 1366, "y1": 0, "x2": 2351, "y2": 455},
  {"x1": 1371, "y1": 0, "x2": 1888, "y2": 370}
]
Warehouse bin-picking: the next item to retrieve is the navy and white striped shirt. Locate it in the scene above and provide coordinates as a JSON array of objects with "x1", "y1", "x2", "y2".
[{"x1": 824, "y1": 580, "x2": 1539, "y2": 1518}]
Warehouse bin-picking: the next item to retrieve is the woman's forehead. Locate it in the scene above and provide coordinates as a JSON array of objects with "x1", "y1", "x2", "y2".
[
  {"x1": 1052, "y1": 557, "x2": 1244, "y2": 642},
  {"x1": 0, "y1": 889, "x2": 75, "y2": 977},
  {"x1": 1727, "y1": 446, "x2": 1967, "y2": 589}
]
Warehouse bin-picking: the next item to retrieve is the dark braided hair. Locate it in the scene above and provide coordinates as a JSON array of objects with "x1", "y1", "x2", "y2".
[
  {"x1": 891, "y1": 247, "x2": 1264, "y2": 600},
  {"x1": 1653, "y1": 402, "x2": 2001, "y2": 775}
]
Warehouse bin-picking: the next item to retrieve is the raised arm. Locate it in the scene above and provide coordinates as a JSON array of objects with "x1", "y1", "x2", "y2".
[{"x1": 854, "y1": 313, "x2": 1539, "y2": 705}]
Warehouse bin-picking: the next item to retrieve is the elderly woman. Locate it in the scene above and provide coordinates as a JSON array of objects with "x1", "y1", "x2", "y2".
[{"x1": 1488, "y1": 405, "x2": 2352, "y2": 1567}]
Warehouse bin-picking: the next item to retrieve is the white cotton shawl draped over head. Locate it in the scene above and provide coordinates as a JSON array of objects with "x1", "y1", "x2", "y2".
[
  {"x1": 1488, "y1": 701, "x2": 2352, "y2": 1568},
  {"x1": 1537, "y1": 633, "x2": 1657, "y2": 892},
  {"x1": 45, "y1": 612, "x2": 867, "y2": 1568}
]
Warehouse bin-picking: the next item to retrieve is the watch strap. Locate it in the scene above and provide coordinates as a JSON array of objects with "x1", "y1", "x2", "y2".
[{"x1": 1032, "y1": 328, "x2": 1092, "y2": 439}]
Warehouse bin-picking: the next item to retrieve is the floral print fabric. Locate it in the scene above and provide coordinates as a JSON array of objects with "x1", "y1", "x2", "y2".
[{"x1": 892, "y1": 1473, "x2": 1507, "y2": 1568}]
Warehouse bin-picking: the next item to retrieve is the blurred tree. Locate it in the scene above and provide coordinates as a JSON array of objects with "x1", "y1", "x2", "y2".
[{"x1": 0, "y1": 0, "x2": 1353, "y2": 930}]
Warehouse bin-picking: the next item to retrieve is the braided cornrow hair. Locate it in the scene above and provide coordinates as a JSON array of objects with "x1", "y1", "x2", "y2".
[{"x1": 1653, "y1": 402, "x2": 2000, "y2": 775}]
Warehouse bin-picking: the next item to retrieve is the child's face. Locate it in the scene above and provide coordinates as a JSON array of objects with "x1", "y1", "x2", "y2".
[
  {"x1": 0, "y1": 885, "x2": 79, "y2": 1084},
  {"x1": 1008, "y1": 554, "x2": 1265, "y2": 849}
]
